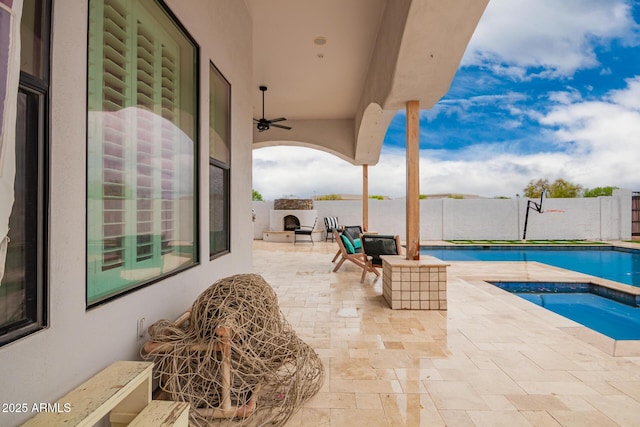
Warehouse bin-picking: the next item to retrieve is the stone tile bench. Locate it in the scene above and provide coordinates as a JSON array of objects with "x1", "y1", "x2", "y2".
[{"x1": 21, "y1": 360, "x2": 189, "y2": 426}]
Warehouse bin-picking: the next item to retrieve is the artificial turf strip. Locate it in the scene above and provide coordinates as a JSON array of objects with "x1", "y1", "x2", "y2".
[{"x1": 445, "y1": 240, "x2": 607, "y2": 245}]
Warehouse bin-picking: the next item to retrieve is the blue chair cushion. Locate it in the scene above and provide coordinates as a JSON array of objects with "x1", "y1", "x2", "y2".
[
  {"x1": 340, "y1": 234, "x2": 355, "y2": 254},
  {"x1": 342, "y1": 232, "x2": 357, "y2": 248}
]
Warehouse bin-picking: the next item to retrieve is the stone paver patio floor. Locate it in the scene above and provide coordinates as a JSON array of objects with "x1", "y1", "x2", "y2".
[{"x1": 252, "y1": 240, "x2": 640, "y2": 427}]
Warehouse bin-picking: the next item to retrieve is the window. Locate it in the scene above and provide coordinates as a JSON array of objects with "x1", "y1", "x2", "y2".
[
  {"x1": 209, "y1": 64, "x2": 230, "y2": 258},
  {"x1": 0, "y1": 0, "x2": 50, "y2": 346},
  {"x1": 87, "y1": 0, "x2": 198, "y2": 305}
]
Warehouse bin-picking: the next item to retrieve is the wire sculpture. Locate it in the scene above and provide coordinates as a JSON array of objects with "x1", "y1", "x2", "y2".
[{"x1": 142, "y1": 273, "x2": 324, "y2": 426}]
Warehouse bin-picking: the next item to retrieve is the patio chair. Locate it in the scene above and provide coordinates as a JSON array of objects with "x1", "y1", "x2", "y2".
[
  {"x1": 331, "y1": 225, "x2": 363, "y2": 262},
  {"x1": 360, "y1": 234, "x2": 402, "y2": 282},
  {"x1": 332, "y1": 231, "x2": 376, "y2": 279},
  {"x1": 324, "y1": 216, "x2": 341, "y2": 241},
  {"x1": 294, "y1": 217, "x2": 317, "y2": 245}
]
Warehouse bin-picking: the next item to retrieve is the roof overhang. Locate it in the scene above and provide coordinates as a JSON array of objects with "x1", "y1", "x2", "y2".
[{"x1": 248, "y1": 0, "x2": 488, "y2": 165}]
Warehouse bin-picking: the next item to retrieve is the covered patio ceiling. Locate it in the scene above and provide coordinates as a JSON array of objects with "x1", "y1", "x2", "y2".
[{"x1": 248, "y1": 0, "x2": 488, "y2": 165}]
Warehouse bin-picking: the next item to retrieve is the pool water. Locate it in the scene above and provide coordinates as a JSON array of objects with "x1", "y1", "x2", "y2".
[
  {"x1": 420, "y1": 246, "x2": 640, "y2": 287},
  {"x1": 489, "y1": 282, "x2": 640, "y2": 340}
]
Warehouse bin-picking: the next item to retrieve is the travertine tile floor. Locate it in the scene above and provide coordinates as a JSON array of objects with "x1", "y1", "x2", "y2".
[{"x1": 252, "y1": 240, "x2": 640, "y2": 426}]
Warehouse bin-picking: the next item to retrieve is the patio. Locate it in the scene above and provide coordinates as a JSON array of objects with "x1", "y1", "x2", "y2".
[{"x1": 252, "y1": 240, "x2": 640, "y2": 426}]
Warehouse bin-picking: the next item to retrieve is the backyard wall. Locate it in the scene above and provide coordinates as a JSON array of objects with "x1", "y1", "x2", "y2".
[{"x1": 253, "y1": 189, "x2": 633, "y2": 241}]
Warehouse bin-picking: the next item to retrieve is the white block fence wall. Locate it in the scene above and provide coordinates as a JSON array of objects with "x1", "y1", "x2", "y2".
[{"x1": 253, "y1": 189, "x2": 632, "y2": 242}]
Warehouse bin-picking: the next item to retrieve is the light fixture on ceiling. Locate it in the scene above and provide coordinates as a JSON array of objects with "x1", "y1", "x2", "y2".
[{"x1": 313, "y1": 36, "x2": 327, "y2": 46}]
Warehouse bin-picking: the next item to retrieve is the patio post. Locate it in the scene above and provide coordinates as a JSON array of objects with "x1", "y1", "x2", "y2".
[
  {"x1": 406, "y1": 100, "x2": 420, "y2": 260},
  {"x1": 362, "y1": 164, "x2": 368, "y2": 231}
]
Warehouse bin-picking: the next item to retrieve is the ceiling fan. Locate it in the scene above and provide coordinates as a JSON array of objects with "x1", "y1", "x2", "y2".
[{"x1": 254, "y1": 86, "x2": 291, "y2": 132}]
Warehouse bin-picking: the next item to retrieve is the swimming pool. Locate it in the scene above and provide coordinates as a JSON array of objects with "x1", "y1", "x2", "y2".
[
  {"x1": 420, "y1": 246, "x2": 640, "y2": 287},
  {"x1": 490, "y1": 282, "x2": 640, "y2": 340}
]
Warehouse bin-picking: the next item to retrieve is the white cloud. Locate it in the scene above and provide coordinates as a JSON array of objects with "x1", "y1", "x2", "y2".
[
  {"x1": 547, "y1": 89, "x2": 583, "y2": 105},
  {"x1": 422, "y1": 92, "x2": 529, "y2": 123},
  {"x1": 605, "y1": 75, "x2": 640, "y2": 109},
  {"x1": 464, "y1": 0, "x2": 639, "y2": 78},
  {"x1": 539, "y1": 77, "x2": 640, "y2": 188},
  {"x1": 252, "y1": 147, "x2": 364, "y2": 200},
  {"x1": 253, "y1": 76, "x2": 640, "y2": 199}
]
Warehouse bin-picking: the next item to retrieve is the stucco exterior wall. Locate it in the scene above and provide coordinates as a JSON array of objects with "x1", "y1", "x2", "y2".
[
  {"x1": 253, "y1": 190, "x2": 633, "y2": 241},
  {"x1": 0, "y1": 1, "x2": 254, "y2": 425}
]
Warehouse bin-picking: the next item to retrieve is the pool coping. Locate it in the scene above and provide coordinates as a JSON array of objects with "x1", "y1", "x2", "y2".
[
  {"x1": 453, "y1": 262, "x2": 640, "y2": 357},
  {"x1": 489, "y1": 281, "x2": 640, "y2": 307},
  {"x1": 420, "y1": 243, "x2": 640, "y2": 295},
  {"x1": 420, "y1": 242, "x2": 640, "y2": 356},
  {"x1": 489, "y1": 280, "x2": 640, "y2": 354}
]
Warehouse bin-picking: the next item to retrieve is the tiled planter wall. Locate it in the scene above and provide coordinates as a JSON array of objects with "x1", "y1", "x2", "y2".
[{"x1": 381, "y1": 255, "x2": 449, "y2": 310}]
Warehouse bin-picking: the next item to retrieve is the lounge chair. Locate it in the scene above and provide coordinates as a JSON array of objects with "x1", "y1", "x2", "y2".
[
  {"x1": 332, "y1": 231, "x2": 376, "y2": 280},
  {"x1": 331, "y1": 225, "x2": 363, "y2": 262},
  {"x1": 324, "y1": 216, "x2": 341, "y2": 241},
  {"x1": 360, "y1": 234, "x2": 402, "y2": 282},
  {"x1": 294, "y1": 217, "x2": 317, "y2": 245}
]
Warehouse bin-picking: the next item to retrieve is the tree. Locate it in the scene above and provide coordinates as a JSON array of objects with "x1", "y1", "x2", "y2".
[
  {"x1": 252, "y1": 189, "x2": 263, "y2": 201},
  {"x1": 523, "y1": 179, "x2": 550, "y2": 198},
  {"x1": 316, "y1": 194, "x2": 342, "y2": 200},
  {"x1": 549, "y1": 178, "x2": 582, "y2": 198},
  {"x1": 523, "y1": 178, "x2": 582, "y2": 198},
  {"x1": 583, "y1": 186, "x2": 618, "y2": 197}
]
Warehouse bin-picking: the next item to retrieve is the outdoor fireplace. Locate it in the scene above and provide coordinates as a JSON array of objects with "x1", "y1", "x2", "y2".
[
  {"x1": 283, "y1": 215, "x2": 300, "y2": 231},
  {"x1": 262, "y1": 199, "x2": 321, "y2": 243}
]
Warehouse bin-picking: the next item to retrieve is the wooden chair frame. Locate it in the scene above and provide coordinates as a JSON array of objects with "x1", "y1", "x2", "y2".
[
  {"x1": 332, "y1": 231, "x2": 376, "y2": 282},
  {"x1": 331, "y1": 225, "x2": 363, "y2": 262}
]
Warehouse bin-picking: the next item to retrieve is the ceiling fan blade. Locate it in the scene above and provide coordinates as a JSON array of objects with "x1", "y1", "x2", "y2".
[
  {"x1": 270, "y1": 123, "x2": 292, "y2": 130},
  {"x1": 253, "y1": 118, "x2": 260, "y2": 122},
  {"x1": 268, "y1": 117, "x2": 287, "y2": 123}
]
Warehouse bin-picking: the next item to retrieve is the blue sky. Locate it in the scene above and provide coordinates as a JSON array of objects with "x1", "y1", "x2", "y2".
[{"x1": 253, "y1": 0, "x2": 640, "y2": 200}]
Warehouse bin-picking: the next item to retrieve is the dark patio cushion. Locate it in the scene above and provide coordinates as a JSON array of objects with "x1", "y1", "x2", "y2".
[
  {"x1": 362, "y1": 235, "x2": 399, "y2": 266},
  {"x1": 342, "y1": 225, "x2": 363, "y2": 241}
]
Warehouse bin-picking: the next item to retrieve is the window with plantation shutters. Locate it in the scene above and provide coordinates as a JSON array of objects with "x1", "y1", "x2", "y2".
[
  {"x1": 209, "y1": 63, "x2": 230, "y2": 258},
  {"x1": 99, "y1": 0, "x2": 127, "y2": 271},
  {"x1": 87, "y1": 0, "x2": 197, "y2": 305}
]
